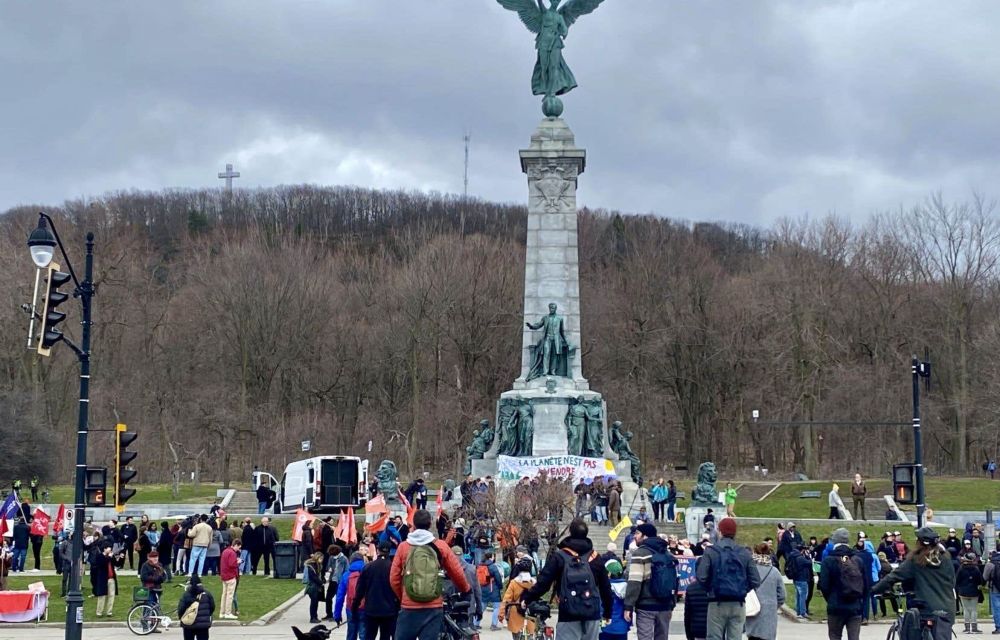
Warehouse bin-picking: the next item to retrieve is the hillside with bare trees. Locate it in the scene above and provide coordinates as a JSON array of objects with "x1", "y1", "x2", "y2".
[{"x1": 4, "y1": 187, "x2": 999, "y2": 486}]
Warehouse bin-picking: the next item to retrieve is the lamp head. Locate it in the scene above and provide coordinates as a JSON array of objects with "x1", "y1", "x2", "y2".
[{"x1": 27, "y1": 215, "x2": 56, "y2": 268}]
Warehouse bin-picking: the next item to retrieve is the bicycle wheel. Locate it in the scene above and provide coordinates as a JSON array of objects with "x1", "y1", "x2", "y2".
[
  {"x1": 886, "y1": 621, "x2": 898, "y2": 640},
  {"x1": 126, "y1": 604, "x2": 159, "y2": 636}
]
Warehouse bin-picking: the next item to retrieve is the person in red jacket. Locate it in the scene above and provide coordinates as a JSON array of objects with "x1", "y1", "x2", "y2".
[
  {"x1": 390, "y1": 510, "x2": 471, "y2": 640},
  {"x1": 219, "y1": 539, "x2": 241, "y2": 619}
]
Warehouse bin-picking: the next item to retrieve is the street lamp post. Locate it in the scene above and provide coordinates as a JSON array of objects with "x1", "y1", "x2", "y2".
[
  {"x1": 912, "y1": 356, "x2": 930, "y2": 528},
  {"x1": 27, "y1": 213, "x2": 94, "y2": 640}
]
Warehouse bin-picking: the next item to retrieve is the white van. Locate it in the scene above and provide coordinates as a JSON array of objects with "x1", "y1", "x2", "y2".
[{"x1": 257, "y1": 456, "x2": 369, "y2": 514}]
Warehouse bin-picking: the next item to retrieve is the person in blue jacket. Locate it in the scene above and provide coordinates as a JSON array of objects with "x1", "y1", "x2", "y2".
[
  {"x1": 600, "y1": 558, "x2": 631, "y2": 640},
  {"x1": 334, "y1": 552, "x2": 368, "y2": 640}
]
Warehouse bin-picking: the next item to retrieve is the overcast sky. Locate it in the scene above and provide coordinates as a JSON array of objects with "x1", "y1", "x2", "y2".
[{"x1": 2, "y1": 1, "x2": 998, "y2": 224}]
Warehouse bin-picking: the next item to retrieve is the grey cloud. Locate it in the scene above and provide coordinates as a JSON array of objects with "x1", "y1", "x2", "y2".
[{"x1": 2, "y1": 1, "x2": 999, "y2": 223}]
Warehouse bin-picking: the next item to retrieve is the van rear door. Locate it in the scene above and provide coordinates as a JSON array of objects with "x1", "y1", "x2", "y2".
[{"x1": 320, "y1": 458, "x2": 359, "y2": 507}]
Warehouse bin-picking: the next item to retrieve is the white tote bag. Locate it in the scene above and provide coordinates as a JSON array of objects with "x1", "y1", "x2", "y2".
[{"x1": 745, "y1": 567, "x2": 771, "y2": 617}]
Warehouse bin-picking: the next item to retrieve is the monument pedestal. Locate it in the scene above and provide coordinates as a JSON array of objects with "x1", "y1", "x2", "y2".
[{"x1": 466, "y1": 117, "x2": 639, "y2": 488}]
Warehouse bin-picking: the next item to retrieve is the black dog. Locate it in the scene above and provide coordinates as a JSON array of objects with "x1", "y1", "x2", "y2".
[{"x1": 291, "y1": 624, "x2": 332, "y2": 640}]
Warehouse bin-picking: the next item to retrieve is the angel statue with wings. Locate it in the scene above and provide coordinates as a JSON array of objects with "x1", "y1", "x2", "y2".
[{"x1": 497, "y1": 0, "x2": 607, "y2": 116}]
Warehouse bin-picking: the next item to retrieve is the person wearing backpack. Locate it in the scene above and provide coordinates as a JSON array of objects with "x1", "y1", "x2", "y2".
[
  {"x1": 478, "y1": 551, "x2": 505, "y2": 631},
  {"x1": 521, "y1": 517, "x2": 613, "y2": 640},
  {"x1": 335, "y1": 552, "x2": 368, "y2": 640},
  {"x1": 694, "y1": 518, "x2": 760, "y2": 640},
  {"x1": 177, "y1": 574, "x2": 215, "y2": 640},
  {"x1": 982, "y1": 545, "x2": 1000, "y2": 634},
  {"x1": 819, "y1": 528, "x2": 869, "y2": 640},
  {"x1": 355, "y1": 542, "x2": 400, "y2": 640},
  {"x1": 873, "y1": 527, "x2": 956, "y2": 640},
  {"x1": 389, "y1": 509, "x2": 470, "y2": 640},
  {"x1": 623, "y1": 523, "x2": 676, "y2": 640}
]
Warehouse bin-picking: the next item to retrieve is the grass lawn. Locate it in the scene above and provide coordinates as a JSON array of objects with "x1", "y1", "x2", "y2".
[
  {"x1": 736, "y1": 477, "x2": 1000, "y2": 519},
  {"x1": 5, "y1": 574, "x2": 303, "y2": 624},
  {"x1": 38, "y1": 483, "x2": 226, "y2": 505}
]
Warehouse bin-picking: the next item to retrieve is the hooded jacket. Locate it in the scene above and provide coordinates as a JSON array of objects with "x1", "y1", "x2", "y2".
[
  {"x1": 819, "y1": 545, "x2": 869, "y2": 616},
  {"x1": 335, "y1": 558, "x2": 367, "y2": 621},
  {"x1": 355, "y1": 555, "x2": 400, "y2": 617},
  {"x1": 178, "y1": 582, "x2": 215, "y2": 630},
  {"x1": 522, "y1": 535, "x2": 613, "y2": 622},
  {"x1": 624, "y1": 535, "x2": 675, "y2": 611},
  {"x1": 955, "y1": 561, "x2": 985, "y2": 598},
  {"x1": 500, "y1": 574, "x2": 537, "y2": 634},
  {"x1": 873, "y1": 546, "x2": 956, "y2": 622},
  {"x1": 389, "y1": 529, "x2": 470, "y2": 610}
]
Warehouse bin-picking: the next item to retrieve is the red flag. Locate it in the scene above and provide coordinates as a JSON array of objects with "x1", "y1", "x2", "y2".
[
  {"x1": 291, "y1": 508, "x2": 313, "y2": 543},
  {"x1": 397, "y1": 490, "x2": 415, "y2": 527},
  {"x1": 364, "y1": 512, "x2": 389, "y2": 534},
  {"x1": 365, "y1": 494, "x2": 386, "y2": 514},
  {"x1": 344, "y1": 507, "x2": 357, "y2": 544},
  {"x1": 53, "y1": 504, "x2": 66, "y2": 533},
  {"x1": 0, "y1": 516, "x2": 7, "y2": 539},
  {"x1": 30, "y1": 508, "x2": 50, "y2": 536},
  {"x1": 436, "y1": 485, "x2": 444, "y2": 519}
]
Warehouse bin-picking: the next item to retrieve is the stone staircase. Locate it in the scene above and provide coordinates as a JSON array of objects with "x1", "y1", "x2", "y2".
[
  {"x1": 226, "y1": 490, "x2": 260, "y2": 514},
  {"x1": 582, "y1": 521, "x2": 689, "y2": 553}
]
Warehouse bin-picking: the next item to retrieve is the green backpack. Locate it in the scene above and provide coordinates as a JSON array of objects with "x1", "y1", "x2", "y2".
[{"x1": 403, "y1": 543, "x2": 443, "y2": 602}]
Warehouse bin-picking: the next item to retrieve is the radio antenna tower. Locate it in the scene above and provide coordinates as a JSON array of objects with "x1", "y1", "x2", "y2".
[{"x1": 461, "y1": 132, "x2": 470, "y2": 239}]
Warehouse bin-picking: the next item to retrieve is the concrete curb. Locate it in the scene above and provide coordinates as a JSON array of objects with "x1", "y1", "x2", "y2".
[
  {"x1": 0, "y1": 590, "x2": 305, "y2": 629},
  {"x1": 250, "y1": 589, "x2": 306, "y2": 626}
]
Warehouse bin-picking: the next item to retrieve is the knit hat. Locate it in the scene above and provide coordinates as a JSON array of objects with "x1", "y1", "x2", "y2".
[
  {"x1": 606, "y1": 542, "x2": 617, "y2": 552},
  {"x1": 636, "y1": 523, "x2": 657, "y2": 538},
  {"x1": 877, "y1": 552, "x2": 888, "y2": 562},
  {"x1": 964, "y1": 552, "x2": 979, "y2": 563},
  {"x1": 148, "y1": 550, "x2": 159, "y2": 559},
  {"x1": 831, "y1": 528, "x2": 850, "y2": 545},
  {"x1": 604, "y1": 559, "x2": 624, "y2": 578},
  {"x1": 718, "y1": 518, "x2": 737, "y2": 538}
]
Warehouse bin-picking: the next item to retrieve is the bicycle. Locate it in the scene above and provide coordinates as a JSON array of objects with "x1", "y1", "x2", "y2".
[
  {"x1": 126, "y1": 587, "x2": 177, "y2": 636},
  {"x1": 885, "y1": 593, "x2": 957, "y2": 640},
  {"x1": 512, "y1": 601, "x2": 554, "y2": 640}
]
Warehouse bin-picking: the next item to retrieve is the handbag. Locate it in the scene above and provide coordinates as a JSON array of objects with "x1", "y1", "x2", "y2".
[
  {"x1": 180, "y1": 593, "x2": 203, "y2": 626},
  {"x1": 745, "y1": 588, "x2": 761, "y2": 617},
  {"x1": 745, "y1": 567, "x2": 771, "y2": 618}
]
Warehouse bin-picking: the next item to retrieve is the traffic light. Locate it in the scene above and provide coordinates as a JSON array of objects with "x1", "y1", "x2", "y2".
[
  {"x1": 36, "y1": 262, "x2": 72, "y2": 356},
  {"x1": 115, "y1": 423, "x2": 137, "y2": 511},
  {"x1": 85, "y1": 467, "x2": 107, "y2": 507},
  {"x1": 893, "y1": 463, "x2": 917, "y2": 504}
]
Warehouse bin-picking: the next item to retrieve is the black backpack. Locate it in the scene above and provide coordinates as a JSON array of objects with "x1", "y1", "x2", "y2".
[
  {"x1": 708, "y1": 545, "x2": 750, "y2": 600},
  {"x1": 557, "y1": 549, "x2": 602, "y2": 619},
  {"x1": 649, "y1": 549, "x2": 677, "y2": 602},
  {"x1": 838, "y1": 554, "x2": 865, "y2": 602}
]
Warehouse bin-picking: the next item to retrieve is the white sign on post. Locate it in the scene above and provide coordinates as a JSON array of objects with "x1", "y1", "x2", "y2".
[{"x1": 301, "y1": 440, "x2": 311, "y2": 452}]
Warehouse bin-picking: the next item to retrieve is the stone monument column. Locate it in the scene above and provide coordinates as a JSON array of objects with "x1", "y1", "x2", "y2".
[{"x1": 514, "y1": 118, "x2": 589, "y2": 392}]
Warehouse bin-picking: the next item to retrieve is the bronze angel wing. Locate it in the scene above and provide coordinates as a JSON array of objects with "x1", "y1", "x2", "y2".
[
  {"x1": 559, "y1": 0, "x2": 607, "y2": 28},
  {"x1": 496, "y1": 0, "x2": 544, "y2": 34}
]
